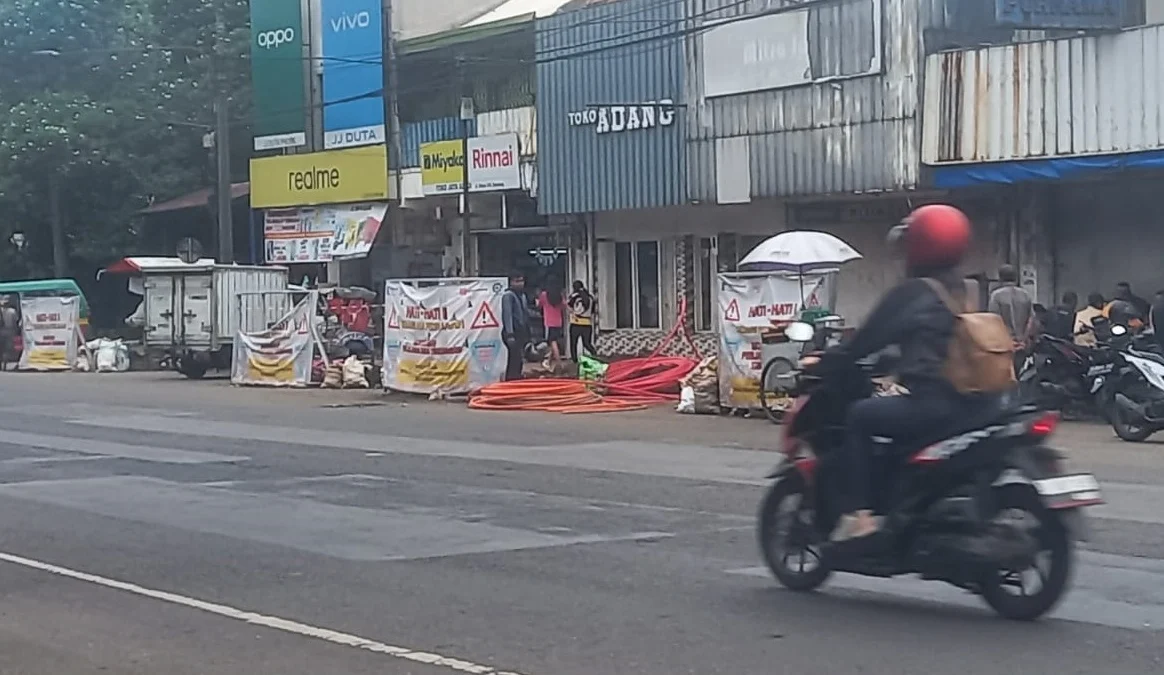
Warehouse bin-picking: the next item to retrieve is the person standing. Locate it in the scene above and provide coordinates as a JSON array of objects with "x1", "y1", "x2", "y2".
[
  {"x1": 567, "y1": 280, "x2": 597, "y2": 360},
  {"x1": 537, "y1": 286, "x2": 567, "y2": 365},
  {"x1": 501, "y1": 274, "x2": 530, "y2": 381},
  {"x1": 1106, "y1": 281, "x2": 1147, "y2": 330},
  {"x1": 988, "y1": 265, "x2": 1034, "y2": 345},
  {"x1": 1074, "y1": 292, "x2": 1106, "y2": 347},
  {"x1": 0, "y1": 295, "x2": 19, "y2": 372},
  {"x1": 1151, "y1": 290, "x2": 1164, "y2": 351},
  {"x1": 1114, "y1": 281, "x2": 1151, "y2": 319}
]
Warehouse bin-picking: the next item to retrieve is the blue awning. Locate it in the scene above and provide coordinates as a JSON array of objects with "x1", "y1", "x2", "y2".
[{"x1": 930, "y1": 149, "x2": 1164, "y2": 189}]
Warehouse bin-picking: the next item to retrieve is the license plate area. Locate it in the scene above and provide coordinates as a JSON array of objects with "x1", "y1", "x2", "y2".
[{"x1": 1035, "y1": 474, "x2": 1103, "y2": 507}]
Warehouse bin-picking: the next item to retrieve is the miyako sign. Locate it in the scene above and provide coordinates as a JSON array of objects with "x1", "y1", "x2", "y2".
[
  {"x1": 250, "y1": 0, "x2": 307, "y2": 151},
  {"x1": 250, "y1": 145, "x2": 388, "y2": 208},
  {"x1": 420, "y1": 134, "x2": 521, "y2": 195},
  {"x1": 321, "y1": 0, "x2": 385, "y2": 149}
]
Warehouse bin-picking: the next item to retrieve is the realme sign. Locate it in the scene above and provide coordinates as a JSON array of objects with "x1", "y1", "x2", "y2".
[{"x1": 250, "y1": 145, "x2": 388, "y2": 208}]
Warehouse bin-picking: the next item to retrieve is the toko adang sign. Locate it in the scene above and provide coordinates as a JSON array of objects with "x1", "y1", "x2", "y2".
[{"x1": 567, "y1": 100, "x2": 676, "y2": 134}]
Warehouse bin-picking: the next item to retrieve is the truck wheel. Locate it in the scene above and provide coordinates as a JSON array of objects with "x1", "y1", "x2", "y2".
[{"x1": 178, "y1": 358, "x2": 207, "y2": 380}]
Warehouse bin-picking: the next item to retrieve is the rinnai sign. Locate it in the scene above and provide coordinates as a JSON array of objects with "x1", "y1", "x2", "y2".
[
  {"x1": 567, "y1": 100, "x2": 676, "y2": 134},
  {"x1": 469, "y1": 133, "x2": 520, "y2": 191}
]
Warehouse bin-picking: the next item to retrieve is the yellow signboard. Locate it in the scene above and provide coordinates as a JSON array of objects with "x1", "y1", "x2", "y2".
[
  {"x1": 419, "y1": 139, "x2": 464, "y2": 196},
  {"x1": 250, "y1": 146, "x2": 388, "y2": 208}
]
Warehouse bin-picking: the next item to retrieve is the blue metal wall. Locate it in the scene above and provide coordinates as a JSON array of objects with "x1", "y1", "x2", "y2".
[
  {"x1": 536, "y1": 0, "x2": 687, "y2": 215},
  {"x1": 400, "y1": 117, "x2": 477, "y2": 169}
]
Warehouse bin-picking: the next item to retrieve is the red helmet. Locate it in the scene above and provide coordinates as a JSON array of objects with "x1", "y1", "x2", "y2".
[{"x1": 888, "y1": 204, "x2": 971, "y2": 269}]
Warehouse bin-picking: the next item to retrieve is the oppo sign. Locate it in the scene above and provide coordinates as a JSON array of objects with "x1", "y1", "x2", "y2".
[{"x1": 256, "y1": 27, "x2": 295, "y2": 49}]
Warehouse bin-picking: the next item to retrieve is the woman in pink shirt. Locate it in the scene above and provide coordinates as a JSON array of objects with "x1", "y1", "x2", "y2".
[{"x1": 537, "y1": 287, "x2": 567, "y2": 364}]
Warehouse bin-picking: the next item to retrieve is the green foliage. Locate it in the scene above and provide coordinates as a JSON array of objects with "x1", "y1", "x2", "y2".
[{"x1": 0, "y1": 0, "x2": 252, "y2": 278}]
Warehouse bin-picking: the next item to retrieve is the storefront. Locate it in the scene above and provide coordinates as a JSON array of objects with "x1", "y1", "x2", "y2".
[
  {"x1": 249, "y1": 145, "x2": 391, "y2": 284},
  {"x1": 536, "y1": 0, "x2": 691, "y2": 355}
]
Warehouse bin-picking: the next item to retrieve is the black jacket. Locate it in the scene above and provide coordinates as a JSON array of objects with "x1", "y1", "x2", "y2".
[{"x1": 823, "y1": 277, "x2": 960, "y2": 395}]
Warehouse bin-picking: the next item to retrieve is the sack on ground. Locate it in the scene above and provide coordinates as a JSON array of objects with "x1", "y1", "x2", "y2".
[
  {"x1": 342, "y1": 355, "x2": 369, "y2": 389},
  {"x1": 322, "y1": 361, "x2": 344, "y2": 388},
  {"x1": 680, "y1": 355, "x2": 720, "y2": 414},
  {"x1": 924, "y1": 279, "x2": 1016, "y2": 394}
]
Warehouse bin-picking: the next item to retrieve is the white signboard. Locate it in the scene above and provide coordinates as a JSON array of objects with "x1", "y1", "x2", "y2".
[
  {"x1": 329, "y1": 202, "x2": 387, "y2": 259},
  {"x1": 469, "y1": 133, "x2": 521, "y2": 192},
  {"x1": 382, "y1": 278, "x2": 507, "y2": 395},
  {"x1": 717, "y1": 274, "x2": 827, "y2": 409},
  {"x1": 701, "y1": 0, "x2": 882, "y2": 98},
  {"x1": 265, "y1": 202, "x2": 386, "y2": 263},
  {"x1": 324, "y1": 125, "x2": 385, "y2": 150},
  {"x1": 232, "y1": 294, "x2": 317, "y2": 387},
  {"x1": 18, "y1": 296, "x2": 80, "y2": 371}
]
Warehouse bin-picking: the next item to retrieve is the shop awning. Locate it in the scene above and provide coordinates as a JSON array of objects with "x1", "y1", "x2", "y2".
[{"x1": 139, "y1": 182, "x2": 250, "y2": 215}]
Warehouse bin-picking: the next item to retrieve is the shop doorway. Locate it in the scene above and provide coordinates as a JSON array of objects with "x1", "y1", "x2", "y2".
[{"x1": 475, "y1": 229, "x2": 571, "y2": 297}]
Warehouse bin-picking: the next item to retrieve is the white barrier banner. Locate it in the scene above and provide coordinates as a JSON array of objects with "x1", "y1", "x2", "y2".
[
  {"x1": 717, "y1": 274, "x2": 826, "y2": 409},
  {"x1": 382, "y1": 278, "x2": 506, "y2": 394},
  {"x1": 18, "y1": 296, "x2": 79, "y2": 371},
  {"x1": 231, "y1": 295, "x2": 315, "y2": 387}
]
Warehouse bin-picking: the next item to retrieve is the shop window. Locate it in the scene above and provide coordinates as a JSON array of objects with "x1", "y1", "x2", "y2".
[
  {"x1": 696, "y1": 237, "x2": 716, "y2": 332},
  {"x1": 614, "y1": 240, "x2": 661, "y2": 329}
]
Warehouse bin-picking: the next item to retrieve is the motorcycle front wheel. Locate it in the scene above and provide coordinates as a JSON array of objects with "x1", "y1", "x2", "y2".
[
  {"x1": 979, "y1": 485, "x2": 1073, "y2": 621},
  {"x1": 1112, "y1": 405, "x2": 1154, "y2": 442},
  {"x1": 757, "y1": 475, "x2": 832, "y2": 591}
]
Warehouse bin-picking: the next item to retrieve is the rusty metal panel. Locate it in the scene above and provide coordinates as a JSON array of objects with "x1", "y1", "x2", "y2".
[
  {"x1": 922, "y1": 24, "x2": 1164, "y2": 164},
  {"x1": 685, "y1": 0, "x2": 923, "y2": 199},
  {"x1": 536, "y1": 0, "x2": 687, "y2": 214},
  {"x1": 476, "y1": 106, "x2": 537, "y2": 156}
]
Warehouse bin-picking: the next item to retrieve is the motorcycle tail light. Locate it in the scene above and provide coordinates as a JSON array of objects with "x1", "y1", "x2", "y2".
[{"x1": 1029, "y1": 411, "x2": 1060, "y2": 438}]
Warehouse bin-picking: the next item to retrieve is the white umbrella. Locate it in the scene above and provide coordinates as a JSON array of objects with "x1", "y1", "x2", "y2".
[{"x1": 737, "y1": 231, "x2": 862, "y2": 273}]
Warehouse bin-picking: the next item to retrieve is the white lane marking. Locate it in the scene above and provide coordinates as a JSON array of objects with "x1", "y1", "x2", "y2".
[{"x1": 0, "y1": 550, "x2": 527, "y2": 675}]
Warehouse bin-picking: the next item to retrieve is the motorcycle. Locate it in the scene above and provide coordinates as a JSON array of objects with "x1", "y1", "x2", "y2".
[
  {"x1": 1107, "y1": 325, "x2": 1164, "y2": 441},
  {"x1": 757, "y1": 321, "x2": 1104, "y2": 620},
  {"x1": 1017, "y1": 324, "x2": 1118, "y2": 420}
]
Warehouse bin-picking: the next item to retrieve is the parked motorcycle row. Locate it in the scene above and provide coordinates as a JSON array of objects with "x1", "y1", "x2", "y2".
[{"x1": 1017, "y1": 318, "x2": 1164, "y2": 442}]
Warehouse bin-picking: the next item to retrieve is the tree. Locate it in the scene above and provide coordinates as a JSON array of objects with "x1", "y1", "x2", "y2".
[{"x1": 0, "y1": 0, "x2": 252, "y2": 280}]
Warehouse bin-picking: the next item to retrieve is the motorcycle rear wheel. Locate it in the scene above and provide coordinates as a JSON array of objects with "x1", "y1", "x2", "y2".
[
  {"x1": 979, "y1": 485, "x2": 1073, "y2": 621},
  {"x1": 757, "y1": 476, "x2": 832, "y2": 591}
]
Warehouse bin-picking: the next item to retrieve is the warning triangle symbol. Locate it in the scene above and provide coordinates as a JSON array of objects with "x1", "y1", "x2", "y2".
[
  {"x1": 470, "y1": 302, "x2": 501, "y2": 330},
  {"x1": 386, "y1": 306, "x2": 401, "y2": 329},
  {"x1": 724, "y1": 298, "x2": 740, "y2": 322}
]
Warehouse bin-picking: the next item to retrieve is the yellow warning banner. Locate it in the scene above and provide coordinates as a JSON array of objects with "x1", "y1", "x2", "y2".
[{"x1": 382, "y1": 278, "x2": 507, "y2": 395}]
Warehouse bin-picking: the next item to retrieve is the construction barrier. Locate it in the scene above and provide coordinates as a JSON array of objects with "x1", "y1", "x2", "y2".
[
  {"x1": 18, "y1": 296, "x2": 80, "y2": 371},
  {"x1": 382, "y1": 277, "x2": 506, "y2": 395},
  {"x1": 717, "y1": 273, "x2": 831, "y2": 409},
  {"x1": 231, "y1": 291, "x2": 324, "y2": 387}
]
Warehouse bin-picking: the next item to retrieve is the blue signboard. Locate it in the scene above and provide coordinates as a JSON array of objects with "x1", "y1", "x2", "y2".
[
  {"x1": 994, "y1": 0, "x2": 1126, "y2": 30},
  {"x1": 321, "y1": 0, "x2": 385, "y2": 149}
]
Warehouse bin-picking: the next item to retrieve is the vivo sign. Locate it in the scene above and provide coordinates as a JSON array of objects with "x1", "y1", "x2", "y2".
[{"x1": 330, "y1": 11, "x2": 372, "y2": 32}]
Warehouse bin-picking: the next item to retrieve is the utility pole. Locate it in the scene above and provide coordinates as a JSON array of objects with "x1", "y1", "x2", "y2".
[
  {"x1": 458, "y1": 59, "x2": 472, "y2": 276},
  {"x1": 213, "y1": 3, "x2": 234, "y2": 263},
  {"x1": 382, "y1": 0, "x2": 401, "y2": 264}
]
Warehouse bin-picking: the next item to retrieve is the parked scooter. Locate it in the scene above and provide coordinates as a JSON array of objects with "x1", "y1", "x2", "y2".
[
  {"x1": 1017, "y1": 319, "x2": 1120, "y2": 420},
  {"x1": 1106, "y1": 325, "x2": 1164, "y2": 441}
]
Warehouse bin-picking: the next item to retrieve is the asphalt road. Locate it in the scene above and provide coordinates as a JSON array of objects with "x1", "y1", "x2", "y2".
[{"x1": 1, "y1": 372, "x2": 1163, "y2": 674}]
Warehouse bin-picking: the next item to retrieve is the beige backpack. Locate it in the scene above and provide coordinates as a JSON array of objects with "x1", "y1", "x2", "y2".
[{"x1": 923, "y1": 278, "x2": 1016, "y2": 394}]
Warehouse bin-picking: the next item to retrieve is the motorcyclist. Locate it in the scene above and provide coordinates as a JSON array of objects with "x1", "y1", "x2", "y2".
[{"x1": 806, "y1": 204, "x2": 989, "y2": 544}]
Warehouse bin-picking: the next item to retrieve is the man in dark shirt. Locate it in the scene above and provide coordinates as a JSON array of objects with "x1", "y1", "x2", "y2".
[
  {"x1": 1114, "y1": 281, "x2": 1150, "y2": 322},
  {"x1": 501, "y1": 274, "x2": 530, "y2": 381},
  {"x1": 1044, "y1": 291, "x2": 1077, "y2": 340}
]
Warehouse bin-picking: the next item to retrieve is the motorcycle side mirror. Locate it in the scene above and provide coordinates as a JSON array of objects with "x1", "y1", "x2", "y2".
[
  {"x1": 1111, "y1": 324, "x2": 1128, "y2": 336},
  {"x1": 785, "y1": 322, "x2": 815, "y2": 343}
]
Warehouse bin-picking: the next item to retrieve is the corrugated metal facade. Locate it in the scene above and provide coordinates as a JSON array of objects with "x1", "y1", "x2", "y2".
[
  {"x1": 535, "y1": 0, "x2": 687, "y2": 215},
  {"x1": 921, "y1": 24, "x2": 1164, "y2": 164},
  {"x1": 477, "y1": 105, "x2": 537, "y2": 156},
  {"x1": 400, "y1": 117, "x2": 478, "y2": 168},
  {"x1": 685, "y1": 0, "x2": 926, "y2": 201}
]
